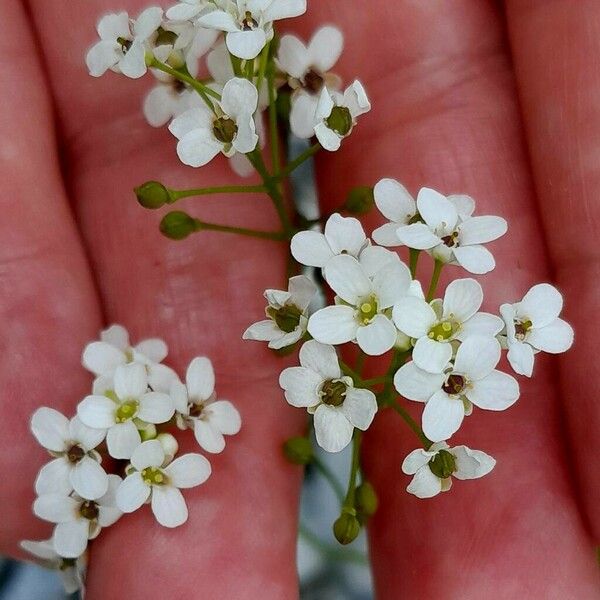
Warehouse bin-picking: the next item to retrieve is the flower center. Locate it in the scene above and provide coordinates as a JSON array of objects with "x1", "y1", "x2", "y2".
[
  {"x1": 326, "y1": 106, "x2": 353, "y2": 136},
  {"x1": 514, "y1": 319, "x2": 532, "y2": 341},
  {"x1": 79, "y1": 500, "x2": 99, "y2": 521},
  {"x1": 60, "y1": 558, "x2": 77, "y2": 570},
  {"x1": 442, "y1": 374, "x2": 466, "y2": 395},
  {"x1": 66, "y1": 444, "x2": 86, "y2": 464},
  {"x1": 267, "y1": 304, "x2": 303, "y2": 333},
  {"x1": 358, "y1": 295, "x2": 378, "y2": 325},
  {"x1": 428, "y1": 320, "x2": 459, "y2": 342},
  {"x1": 304, "y1": 69, "x2": 325, "y2": 94},
  {"x1": 188, "y1": 401, "x2": 205, "y2": 418},
  {"x1": 320, "y1": 379, "x2": 347, "y2": 407},
  {"x1": 142, "y1": 466, "x2": 166, "y2": 486},
  {"x1": 115, "y1": 400, "x2": 139, "y2": 423},
  {"x1": 428, "y1": 449, "x2": 456, "y2": 479},
  {"x1": 213, "y1": 117, "x2": 238, "y2": 144},
  {"x1": 116, "y1": 36, "x2": 133, "y2": 53},
  {"x1": 241, "y1": 11, "x2": 258, "y2": 31},
  {"x1": 441, "y1": 230, "x2": 459, "y2": 248},
  {"x1": 155, "y1": 27, "x2": 178, "y2": 46}
]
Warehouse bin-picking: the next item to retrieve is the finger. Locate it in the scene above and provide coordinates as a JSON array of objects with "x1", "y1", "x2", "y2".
[
  {"x1": 291, "y1": 1, "x2": 600, "y2": 596},
  {"x1": 0, "y1": 0, "x2": 102, "y2": 553},
  {"x1": 26, "y1": 1, "x2": 302, "y2": 598},
  {"x1": 505, "y1": 0, "x2": 600, "y2": 540}
]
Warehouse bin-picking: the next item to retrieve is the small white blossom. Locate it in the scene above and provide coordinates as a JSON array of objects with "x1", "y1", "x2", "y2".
[
  {"x1": 33, "y1": 475, "x2": 122, "y2": 558},
  {"x1": 500, "y1": 284, "x2": 574, "y2": 377},
  {"x1": 394, "y1": 336, "x2": 519, "y2": 442},
  {"x1": 243, "y1": 275, "x2": 317, "y2": 349},
  {"x1": 309, "y1": 253, "x2": 420, "y2": 356},
  {"x1": 291, "y1": 213, "x2": 368, "y2": 268},
  {"x1": 392, "y1": 187, "x2": 507, "y2": 274},
  {"x1": 116, "y1": 439, "x2": 211, "y2": 528},
  {"x1": 312, "y1": 81, "x2": 371, "y2": 151},
  {"x1": 199, "y1": 0, "x2": 307, "y2": 60},
  {"x1": 279, "y1": 341, "x2": 377, "y2": 452},
  {"x1": 169, "y1": 77, "x2": 259, "y2": 167},
  {"x1": 144, "y1": 76, "x2": 197, "y2": 127},
  {"x1": 78, "y1": 363, "x2": 174, "y2": 459},
  {"x1": 20, "y1": 539, "x2": 86, "y2": 594},
  {"x1": 402, "y1": 442, "x2": 495, "y2": 499},
  {"x1": 31, "y1": 408, "x2": 108, "y2": 500},
  {"x1": 86, "y1": 8, "x2": 163, "y2": 79},
  {"x1": 372, "y1": 178, "x2": 418, "y2": 246},
  {"x1": 393, "y1": 278, "x2": 504, "y2": 373},
  {"x1": 171, "y1": 357, "x2": 241, "y2": 453}
]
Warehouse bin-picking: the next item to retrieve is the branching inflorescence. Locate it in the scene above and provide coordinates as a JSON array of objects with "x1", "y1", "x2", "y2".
[{"x1": 22, "y1": 0, "x2": 574, "y2": 593}]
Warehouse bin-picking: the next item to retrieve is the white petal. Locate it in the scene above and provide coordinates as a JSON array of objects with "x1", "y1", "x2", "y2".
[
  {"x1": 166, "y1": 3, "x2": 202, "y2": 20},
  {"x1": 198, "y1": 10, "x2": 239, "y2": 32},
  {"x1": 35, "y1": 458, "x2": 72, "y2": 496},
  {"x1": 396, "y1": 223, "x2": 440, "y2": 250},
  {"x1": 343, "y1": 80, "x2": 370, "y2": 117},
  {"x1": 290, "y1": 93, "x2": 319, "y2": 139},
  {"x1": 288, "y1": 275, "x2": 317, "y2": 311},
  {"x1": 226, "y1": 29, "x2": 267, "y2": 60},
  {"x1": 412, "y1": 337, "x2": 452, "y2": 374},
  {"x1": 528, "y1": 319, "x2": 574, "y2": 353},
  {"x1": 270, "y1": 329, "x2": 303, "y2": 350},
  {"x1": 77, "y1": 396, "x2": 116, "y2": 429},
  {"x1": 457, "y1": 312, "x2": 504, "y2": 340},
  {"x1": 290, "y1": 230, "x2": 334, "y2": 267},
  {"x1": 148, "y1": 363, "x2": 179, "y2": 393},
  {"x1": 263, "y1": 0, "x2": 306, "y2": 21},
  {"x1": 359, "y1": 245, "x2": 400, "y2": 278},
  {"x1": 374, "y1": 178, "x2": 415, "y2": 222},
  {"x1": 277, "y1": 34, "x2": 309, "y2": 79},
  {"x1": 69, "y1": 416, "x2": 106, "y2": 451},
  {"x1": 309, "y1": 26, "x2": 343, "y2": 72},
  {"x1": 134, "y1": 7, "x2": 163, "y2": 40},
  {"x1": 243, "y1": 319, "x2": 282, "y2": 342},
  {"x1": 442, "y1": 278, "x2": 482, "y2": 323},
  {"x1": 453, "y1": 245, "x2": 496, "y2": 274},
  {"x1": 452, "y1": 446, "x2": 496, "y2": 480},
  {"x1": 507, "y1": 341, "x2": 535, "y2": 377},
  {"x1": 324, "y1": 214, "x2": 366, "y2": 257},
  {"x1": 116, "y1": 473, "x2": 150, "y2": 513},
  {"x1": 177, "y1": 129, "x2": 222, "y2": 167},
  {"x1": 406, "y1": 467, "x2": 442, "y2": 499},
  {"x1": 119, "y1": 41, "x2": 147, "y2": 79},
  {"x1": 298, "y1": 340, "x2": 341, "y2": 380},
  {"x1": 86, "y1": 41, "x2": 122, "y2": 77},
  {"x1": 279, "y1": 366, "x2": 322, "y2": 407},
  {"x1": 107, "y1": 422, "x2": 141, "y2": 460},
  {"x1": 422, "y1": 391, "x2": 464, "y2": 442},
  {"x1": 518, "y1": 283, "x2": 564, "y2": 328},
  {"x1": 394, "y1": 362, "x2": 445, "y2": 402},
  {"x1": 313, "y1": 404, "x2": 354, "y2": 453},
  {"x1": 135, "y1": 338, "x2": 168, "y2": 363},
  {"x1": 372, "y1": 223, "x2": 403, "y2": 247},
  {"x1": 453, "y1": 336, "x2": 501, "y2": 380},
  {"x1": 139, "y1": 392, "x2": 174, "y2": 424},
  {"x1": 70, "y1": 457, "x2": 109, "y2": 501},
  {"x1": 458, "y1": 216, "x2": 507, "y2": 245},
  {"x1": 52, "y1": 521, "x2": 89, "y2": 559},
  {"x1": 185, "y1": 357, "x2": 214, "y2": 401},
  {"x1": 315, "y1": 122, "x2": 342, "y2": 151},
  {"x1": 206, "y1": 400, "x2": 241, "y2": 435},
  {"x1": 82, "y1": 341, "x2": 125, "y2": 376},
  {"x1": 131, "y1": 439, "x2": 165, "y2": 470},
  {"x1": 448, "y1": 194, "x2": 475, "y2": 219},
  {"x1": 114, "y1": 363, "x2": 148, "y2": 400},
  {"x1": 194, "y1": 419, "x2": 226, "y2": 453},
  {"x1": 31, "y1": 408, "x2": 69, "y2": 452},
  {"x1": 416, "y1": 187, "x2": 458, "y2": 231},
  {"x1": 97, "y1": 12, "x2": 130, "y2": 41},
  {"x1": 20, "y1": 539, "x2": 58, "y2": 561},
  {"x1": 372, "y1": 261, "x2": 412, "y2": 308},
  {"x1": 308, "y1": 305, "x2": 358, "y2": 344},
  {"x1": 151, "y1": 485, "x2": 188, "y2": 528},
  {"x1": 341, "y1": 388, "x2": 377, "y2": 430},
  {"x1": 467, "y1": 371, "x2": 519, "y2": 411},
  {"x1": 392, "y1": 296, "x2": 437, "y2": 338},
  {"x1": 164, "y1": 454, "x2": 211, "y2": 488},
  {"x1": 169, "y1": 106, "x2": 213, "y2": 139},
  {"x1": 222, "y1": 77, "x2": 259, "y2": 118},
  {"x1": 402, "y1": 448, "x2": 432, "y2": 474},
  {"x1": 34, "y1": 494, "x2": 78, "y2": 524},
  {"x1": 355, "y1": 315, "x2": 397, "y2": 356}
]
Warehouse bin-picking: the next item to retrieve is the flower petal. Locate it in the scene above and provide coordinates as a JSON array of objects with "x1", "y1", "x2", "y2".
[
  {"x1": 422, "y1": 390, "x2": 464, "y2": 442},
  {"x1": 310, "y1": 25, "x2": 343, "y2": 72},
  {"x1": 164, "y1": 454, "x2": 211, "y2": 488},
  {"x1": 453, "y1": 245, "x2": 496, "y2": 275},
  {"x1": 458, "y1": 216, "x2": 507, "y2": 245},
  {"x1": 70, "y1": 457, "x2": 109, "y2": 501},
  {"x1": 416, "y1": 187, "x2": 458, "y2": 231},
  {"x1": 131, "y1": 439, "x2": 165, "y2": 470},
  {"x1": 151, "y1": 485, "x2": 188, "y2": 528},
  {"x1": 82, "y1": 341, "x2": 125, "y2": 376},
  {"x1": 107, "y1": 422, "x2": 141, "y2": 460},
  {"x1": 528, "y1": 319, "x2": 574, "y2": 353},
  {"x1": 86, "y1": 41, "x2": 122, "y2": 77},
  {"x1": 290, "y1": 230, "x2": 334, "y2": 267},
  {"x1": 507, "y1": 341, "x2": 535, "y2": 377},
  {"x1": 243, "y1": 320, "x2": 282, "y2": 342},
  {"x1": 457, "y1": 312, "x2": 504, "y2": 340},
  {"x1": 394, "y1": 362, "x2": 445, "y2": 402},
  {"x1": 69, "y1": 416, "x2": 106, "y2": 451},
  {"x1": 402, "y1": 449, "x2": 432, "y2": 474},
  {"x1": 290, "y1": 93, "x2": 319, "y2": 139},
  {"x1": 34, "y1": 494, "x2": 78, "y2": 524},
  {"x1": 138, "y1": 392, "x2": 174, "y2": 424},
  {"x1": 315, "y1": 121, "x2": 342, "y2": 151},
  {"x1": 226, "y1": 29, "x2": 267, "y2": 60},
  {"x1": 466, "y1": 371, "x2": 519, "y2": 411},
  {"x1": 279, "y1": 366, "x2": 323, "y2": 408},
  {"x1": 412, "y1": 337, "x2": 452, "y2": 374},
  {"x1": 77, "y1": 396, "x2": 116, "y2": 429},
  {"x1": 263, "y1": 0, "x2": 307, "y2": 21},
  {"x1": 298, "y1": 340, "x2": 341, "y2": 380},
  {"x1": 222, "y1": 78, "x2": 259, "y2": 119},
  {"x1": 135, "y1": 338, "x2": 168, "y2": 363},
  {"x1": 374, "y1": 178, "x2": 415, "y2": 223},
  {"x1": 518, "y1": 283, "x2": 564, "y2": 328},
  {"x1": 114, "y1": 363, "x2": 147, "y2": 400},
  {"x1": 307, "y1": 305, "x2": 358, "y2": 345},
  {"x1": 355, "y1": 315, "x2": 397, "y2": 356},
  {"x1": 119, "y1": 40, "x2": 147, "y2": 79},
  {"x1": 452, "y1": 446, "x2": 496, "y2": 480},
  {"x1": 193, "y1": 419, "x2": 225, "y2": 453},
  {"x1": 177, "y1": 129, "x2": 222, "y2": 167},
  {"x1": 406, "y1": 467, "x2": 442, "y2": 499},
  {"x1": 453, "y1": 336, "x2": 501, "y2": 380},
  {"x1": 206, "y1": 400, "x2": 241, "y2": 435},
  {"x1": 396, "y1": 223, "x2": 440, "y2": 250},
  {"x1": 324, "y1": 214, "x2": 366, "y2": 258},
  {"x1": 116, "y1": 472, "x2": 150, "y2": 513},
  {"x1": 341, "y1": 388, "x2": 377, "y2": 430},
  {"x1": 277, "y1": 33, "x2": 309, "y2": 78},
  {"x1": 35, "y1": 458, "x2": 72, "y2": 496},
  {"x1": 392, "y1": 296, "x2": 437, "y2": 338},
  {"x1": 313, "y1": 404, "x2": 354, "y2": 453},
  {"x1": 372, "y1": 261, "x2": 412, "y2": 308},
  {"x1": 52, "y1": 520, "x2": 89, "y2": 559},
  {"x1": 31, "y1": 408, "x2": 69, "y2": 452},
  {"x1": 372, "y1": 222, "x2": 403, "y2": 247},
  {"x1": 442, "y1": 278, "x2": 482, "y2": 322}
]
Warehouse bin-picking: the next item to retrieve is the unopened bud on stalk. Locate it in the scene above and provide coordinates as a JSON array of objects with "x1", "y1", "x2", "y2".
[
  {"x1": 283, "y1": 436, "x2": 313, "y2": 465},
  {"x1": 160, "y1": 211, "x2": 197, "y2": 240},
  {"x1": 135, "y1": 181, "x2": 173, "y2": 209},
  {"x1": 355, "y1": 482, "x2": 378, "y2": 518},
  {"x1": 139, "y1": 423, "x2": 157, "y2": 442},
  {"x1": 344, "y1": 186, "x2": 375, "y2": 215},
  {"x1": 333, "y1": 511, "x2": 361, "y2": 545}
]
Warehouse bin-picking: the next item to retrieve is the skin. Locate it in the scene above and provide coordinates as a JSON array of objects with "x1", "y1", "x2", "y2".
[{"x1": 0, "y1": 0, "x2": 599, "y2": 597}]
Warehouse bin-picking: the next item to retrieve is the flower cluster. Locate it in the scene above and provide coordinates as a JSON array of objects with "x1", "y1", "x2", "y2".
[{"x1": 22, "y1": 325, "x2": 240, "y2": 592}]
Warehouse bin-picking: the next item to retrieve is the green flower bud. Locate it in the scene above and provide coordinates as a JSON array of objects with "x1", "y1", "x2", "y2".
[
  {"x1": 160, "y1": 211, "x2": 197, "y2": 240},
  {"x1": 139, "y1": 423, "x2": 157, "y2": 442},
  {"x1": 135, "y1": 181, "x2": 173, "y2": 209},
  {"x1": 333, "y1": 512, "x2": 361, "y2": 545},
  {"x1": 344, "y1": 186, "x2": 375, "y2": 215},
  {"x1": 283, "y1": 436, "x2": 313, "y2": 465},
  {"x1": 355, "y1": 482, "x2": 378, "y2": 518},
  {"x1": 428, "y1": 449, "x2": 456, "y2": 479}
]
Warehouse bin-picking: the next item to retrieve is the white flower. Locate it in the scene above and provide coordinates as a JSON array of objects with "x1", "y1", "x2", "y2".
[
  {"x1": 372, "y1": 178, "x2": 418, "y2": 246},
  {"x1": 312, "y1": 81, "x2": 371, "y2": 151},
  {"x1": 169, "y1": 77, "x2": 259, "y2": 167},
  {"x1": 243, "y1": 275, "x2": 317, "y2": 349},
  {"x1": 500, "y1": 283, "x2": 574, "y2": 377},
  {"x1": 31, "y1": 408, "x2": 108, "y2": 500},
  {"x1": 199, "y1": 0, "x2": 307, "y2": 60},
  {"x1": 20, "y1": 539, "x2": 86, "y2": 594},
  {"x1": 402, "y1": 442, "x2": 495, "y2": 499},
  {"x1": 291, "y1": 213, "x2": 368, "y2": 268},
  {"x1": 276, "y1": 27, "x2": 344, "y2": 139},
  {"x1": 279, "y1": 341, "x2": 377, "y2": 452},
  {"x1": 144, "y1": 76, "x2": 197, "y2": 127},
  {"x1": 393, "y1": 187, "x2": 507, "y2": 274},
  {"x1": 116, "y1": 439, "x2": 211, "y2": 528},
  {"x1": 308, "y1": 253, "x2": 419, "y2": 356},
  {"x1": 86, "y1": 8, "x2": 163, "y2": 79},
  {"x1": 171, "y1": 357, "x2": 241, "y2": 453},
  {"x1": 78, "y1": 363, "x2": 174, "y2": 459},
  {"x1": 393, "y1": 278, "x2": 504, "y2": 373},
  {"x1": 33, "y1": 475, "x2": 122, "y2": 558},
  {"x1": 394, "y1": 336, "x2": 519, "y2": 442}
]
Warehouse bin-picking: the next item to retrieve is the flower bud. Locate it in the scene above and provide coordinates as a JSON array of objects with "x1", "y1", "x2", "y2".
[
  {"x1": 157, "y1": 433, "x2": 179, "y2": 464},
  {"x1": 135, "y1": 181, "x2": 173, "y2": 209},
  {"x1": 283, "y1": 436, "x2": 313, "y2": 465},
  {"x1": 355, "y1": 482, "x2": 378, "y2": 518},
  {"x1": 344, "y1": 186, "x2": 375, "y2": 215},
  {"x1": 160, "y1": 211, "x2": 197, "y2": 240},
  {"x1": 139, "y1": 424, "x2": 157, "y2": 441},
  {"x1": 333, "y1": 512, "x2": 360, "y2": 545}
]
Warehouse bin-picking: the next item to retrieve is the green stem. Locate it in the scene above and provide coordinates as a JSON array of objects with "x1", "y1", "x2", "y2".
[
  {"x1": 339, "y1": 360, "x2": 363, "y2": 384},
  {"x1": 229, "y1": 53, "x2": 243, "y2": 77},
  {"x1": 313, "y1": 457, "x2": 345, "y2": 504},
  {"x1": 244, "y1": 57, "x2": 255, "y2": 80},
  {"x1": 170, "y1": 184, "x2": 267, "y2": 201},
  {"x1": 354, "y1": 350, "x2": 366, "y2": 376},
  {"x1": 299, "y1": 525, "x2": 368, "y2": 565},
  {"x1": 409, "y1": 249, "x2": 420, "y2": 278},
  {"x1": 267, "y1": 64, "x2": 281, "y2": 177},
  {"x1": 389, "y1": 400, "x2": 432, "y2": 449},
  {"x1": 427, "y1": 260, "x2": 444, "y2": 302},
  {"x1": 360, "y1": 376, "x2": 391, "y2": 387},
  {"x1": 256, "y1": 43, "x2": 270, "y2": 94},
  {"x1": 277, "y1": 143, "x2": 321, "y2": 180},
  {"x1": 193, "y1": 220, "x2": 285, "y2": 241},
  {"x1": 343, "y1": 431, "x2": 362, "y2": 510}
]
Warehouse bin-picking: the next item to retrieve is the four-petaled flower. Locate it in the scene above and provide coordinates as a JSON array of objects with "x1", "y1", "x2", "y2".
[{"x1": 280, "y1": 341, "x2": 377, "y2": 452}]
